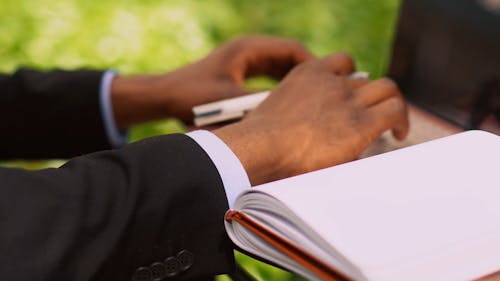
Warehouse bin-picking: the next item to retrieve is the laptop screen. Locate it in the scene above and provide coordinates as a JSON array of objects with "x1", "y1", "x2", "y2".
[{"x1": 388, "y1": 0, "x2": 500, "y2": 133}]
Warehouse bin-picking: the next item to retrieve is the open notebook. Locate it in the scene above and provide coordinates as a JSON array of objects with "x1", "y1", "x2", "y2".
[{"x1": 225, "y1": 130, "x2": 500, "y2": 281}]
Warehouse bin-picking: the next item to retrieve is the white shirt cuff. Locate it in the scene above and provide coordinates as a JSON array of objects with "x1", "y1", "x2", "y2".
[
  {"x1": 186, "y1": 130, "x2": 251, "y2": 209},
  {"x1": 99, "y1": 70, "x2": 128, "y2": 148}
]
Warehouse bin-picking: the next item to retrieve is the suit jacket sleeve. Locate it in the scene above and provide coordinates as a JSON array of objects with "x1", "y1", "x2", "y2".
[
  {"x1": 0, "y1": 68, "x2": 111, "y2": 159},
  {"x1": 0, "y1": 134, "x2": 235, "y2": 281}
]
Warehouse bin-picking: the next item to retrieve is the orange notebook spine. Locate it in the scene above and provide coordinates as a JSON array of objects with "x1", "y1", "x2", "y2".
[{"x1": 226, "y1": 210, "x2": 352, "y2": 281}]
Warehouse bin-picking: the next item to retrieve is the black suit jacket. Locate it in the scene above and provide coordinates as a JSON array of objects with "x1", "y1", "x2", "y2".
[
  {"x1": 0, "y1": 69, "x2": 111, "y2": 158},
  {"x1": 0, "y1": 70, "x2": 235, "y2": 280}
]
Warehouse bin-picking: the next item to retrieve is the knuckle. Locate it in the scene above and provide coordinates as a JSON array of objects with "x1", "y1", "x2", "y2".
[
  {"x1": 292, "y1": 60, "x2": 315, "y2": 73},
  {"x1": 331, "y1": 52, "x2": 354, "y2": 67},
  {"x1": 322, "y1": 52, "x2": 355, "y2": 74},
  {"x1": 333, "y1": 52, "x2": 354, "y2": 62},
  {"x1": 289, "y1": 65, "x2": 308, "y2": 77},
  {"x1": 378, "y1": 78, "x2": 400, "y2": 94},
  {"x1": 227, "y1": 35, "x2": 256, "y2": 48},
  {"x1": 220, "y1": 38, "x2": 242, "y2": 54},
  {"x1": 387, "y1": 97, "x2": 406, "y2": 113}
]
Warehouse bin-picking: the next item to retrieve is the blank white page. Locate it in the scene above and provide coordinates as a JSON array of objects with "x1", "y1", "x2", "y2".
[{"x1": 250, "y1": 131, "x2": 500, "y2": 281}]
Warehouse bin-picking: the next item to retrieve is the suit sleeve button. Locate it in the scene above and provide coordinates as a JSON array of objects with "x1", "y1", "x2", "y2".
[
  {"x1": 150, "y1": 262, "x2": 167, "y2": 281},
  {"x1": 177, "y1": 250, "x2": 194, "y2": 271},
  {"x1": 163, "y1": 257, "x2": 181, "y2": 277},
  {"x1": 132, "y1": 267, "x2": 152, "y2": 281}
]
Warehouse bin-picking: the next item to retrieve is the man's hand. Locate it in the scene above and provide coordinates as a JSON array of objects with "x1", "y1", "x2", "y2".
[
  {"x1": 110, "y1": 35, "x2": 314, "y2": 129},
  {"x1": 214, "y1": 53, "x2": 409, "y2": 185}
]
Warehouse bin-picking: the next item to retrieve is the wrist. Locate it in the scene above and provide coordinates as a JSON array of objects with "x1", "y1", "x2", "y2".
[
  {"x1": 110, "y1": 74, "x2": 173, "y2": 129},
  {"x1": 213, "y1": 119, "x2": 291, "y2": 185}
]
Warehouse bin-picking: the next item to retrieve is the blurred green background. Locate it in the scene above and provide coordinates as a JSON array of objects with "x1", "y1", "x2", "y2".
[{"x1": 0, "y1": 0, "x2": 401, "y2": 279}]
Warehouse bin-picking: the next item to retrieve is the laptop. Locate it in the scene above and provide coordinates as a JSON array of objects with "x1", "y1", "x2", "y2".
[
  {"x1": 389, "y1": 0, "x2": 500, "y2": 132},
  {"x1": 364, "y1": 0, "x2": 500, "y2": 156}
]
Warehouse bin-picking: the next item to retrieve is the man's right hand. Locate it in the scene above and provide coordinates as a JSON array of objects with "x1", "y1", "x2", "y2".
[{"x1": 214, "y1": 53, "x2": 409, "y2": 185}]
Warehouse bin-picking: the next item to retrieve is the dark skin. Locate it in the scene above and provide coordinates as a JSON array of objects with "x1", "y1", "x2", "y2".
[
  {"x1": 214, "y1": 54, "x2": 409, "y2": 185},
  {"x1": 110, "y1": 35, "x2": 314, "y2": 128},
  {"x1": 110, "y1": 35, "x2": 409, "y2": 185}
]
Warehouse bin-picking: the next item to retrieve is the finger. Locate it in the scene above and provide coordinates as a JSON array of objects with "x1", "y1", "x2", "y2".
[
  {"x1": 347, "y1": 77, "x2": 369, "y2": 89},
  {"x1": 366, "y1": 96, "x2": 409, "y2": 140},
  {"x1": 353, "y1": 78, "x2": 401, "y2": 107},
  {"x1": 317, "y1": 52, "x2": 356, "y2": 75},
  {"x1": 231, "y1": 36, "x2": 315, "y2": 81}
]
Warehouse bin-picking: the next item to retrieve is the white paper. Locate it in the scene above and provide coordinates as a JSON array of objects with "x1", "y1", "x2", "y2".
[{"x1": 237, "y1": 131, "x2": 500, "y2": 281}]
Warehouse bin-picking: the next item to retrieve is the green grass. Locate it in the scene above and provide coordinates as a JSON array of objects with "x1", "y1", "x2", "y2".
[{"x1": 0, "y1": 0, "x2": 401, "y2": 279}]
